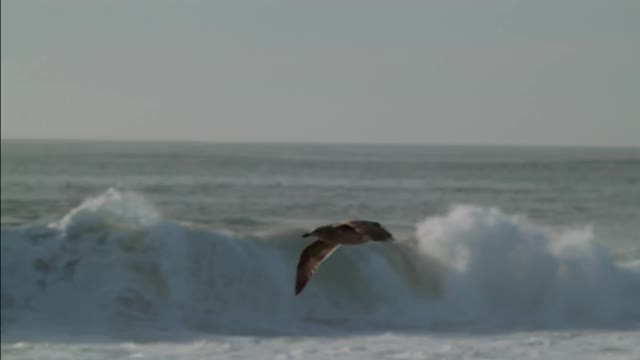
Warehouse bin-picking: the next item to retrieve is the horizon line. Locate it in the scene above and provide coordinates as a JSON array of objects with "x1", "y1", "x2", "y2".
[{"x1": 1, "y1": 137, "x2": 638, "y2": 150}]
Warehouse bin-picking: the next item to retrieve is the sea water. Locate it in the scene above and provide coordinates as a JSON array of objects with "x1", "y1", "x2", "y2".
[{"x1": 1, "y1": 140, "x2": 639, "y2": 359}]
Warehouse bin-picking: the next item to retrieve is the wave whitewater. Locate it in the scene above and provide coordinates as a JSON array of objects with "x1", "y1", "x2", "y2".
[{"x1": 1, "y1": 189, "x2": 639, "y2": 337}]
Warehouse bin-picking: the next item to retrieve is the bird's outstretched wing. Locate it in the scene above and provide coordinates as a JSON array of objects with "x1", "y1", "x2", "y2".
[{"x1": 295, "y1": 240, "x2": 341, "y2": 295}]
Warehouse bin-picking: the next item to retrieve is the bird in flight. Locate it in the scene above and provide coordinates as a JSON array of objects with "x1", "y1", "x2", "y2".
[{"x1": 295, "y1": 220, "x2": 394, "y2": 295}]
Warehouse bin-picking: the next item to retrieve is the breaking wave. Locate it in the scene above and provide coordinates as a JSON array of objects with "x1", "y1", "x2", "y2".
[{"x1": 2, "y1": 189, "x2": 639, "y2": 338}]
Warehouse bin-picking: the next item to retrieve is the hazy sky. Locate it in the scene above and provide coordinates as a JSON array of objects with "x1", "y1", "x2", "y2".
[{"x1": 2, "y1": 1, "x2": 639, "y2": 146}]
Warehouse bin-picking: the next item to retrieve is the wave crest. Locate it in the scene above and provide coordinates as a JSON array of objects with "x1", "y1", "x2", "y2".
[
  {"x1": 416, "y1": 205, "x2": 639, "y2": 326},
  {"x1": 1, "y1": 190, "x2": 638, "y2": 337}
]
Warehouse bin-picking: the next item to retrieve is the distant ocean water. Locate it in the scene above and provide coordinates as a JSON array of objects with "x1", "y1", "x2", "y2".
[{"x1": 2, "y1": 140, "x2": 639, "y2": 359}]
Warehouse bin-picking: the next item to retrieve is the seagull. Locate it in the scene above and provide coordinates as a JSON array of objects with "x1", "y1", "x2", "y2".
[{"x1": 295, "y1": 220, "x2": 394, "y2": 295}]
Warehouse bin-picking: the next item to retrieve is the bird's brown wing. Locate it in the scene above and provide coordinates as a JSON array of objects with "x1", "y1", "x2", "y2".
[
  {"x1": 346, "y1": 220, "x2": 394, "y2": 241},
  {"x1": 295, "y1": 240, "x2": 340, "y2": 295}
]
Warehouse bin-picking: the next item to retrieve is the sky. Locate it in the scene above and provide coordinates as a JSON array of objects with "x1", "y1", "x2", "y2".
[{"x1": 1, "y1": 1, "x2": 639, "y2": 147}]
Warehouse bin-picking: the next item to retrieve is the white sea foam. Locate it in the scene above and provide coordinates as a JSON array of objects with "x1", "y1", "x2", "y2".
[
  {"x1": 415, "y1": 205, "x2": 640, "y2": 327},
  {"x1": 1, "y1": 190, "x2": 638, "y2": 340}
]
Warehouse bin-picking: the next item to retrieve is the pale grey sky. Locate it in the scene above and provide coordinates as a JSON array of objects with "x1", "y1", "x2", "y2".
[{"x1": 1, "y1": 1, "x2": 639, "y2": 146}]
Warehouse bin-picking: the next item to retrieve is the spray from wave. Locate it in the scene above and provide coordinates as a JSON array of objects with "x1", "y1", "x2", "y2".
[{"x1": 1, "y1": 189, "x2": 639, "y2": 337}]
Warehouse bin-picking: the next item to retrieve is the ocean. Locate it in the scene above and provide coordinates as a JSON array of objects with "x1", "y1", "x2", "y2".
[{"x1": 1, "y1": 140, "x2": 639, "y2": 359}]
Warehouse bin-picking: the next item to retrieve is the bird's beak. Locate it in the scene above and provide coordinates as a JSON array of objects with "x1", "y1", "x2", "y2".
[{"x1": 302, "y1": 233, "x2": 311, "y2": 238}]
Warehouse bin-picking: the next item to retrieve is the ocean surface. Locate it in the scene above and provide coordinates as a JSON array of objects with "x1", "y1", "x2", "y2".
[{"x1": 1, "y1": 140, "x2": 639, "y2": 359}]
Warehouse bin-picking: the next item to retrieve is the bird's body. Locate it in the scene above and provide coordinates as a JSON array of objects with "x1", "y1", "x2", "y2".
[{"x1": 295, "y1": 220, "x2": 394, "y2": 295}]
